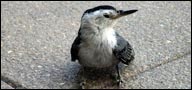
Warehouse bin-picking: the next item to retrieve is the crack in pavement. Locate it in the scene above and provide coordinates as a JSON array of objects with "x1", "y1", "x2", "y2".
[
  {"x1": 124, "y1": 51, "x2": 191, "y2": 79},
  {"x1": 1, "y1": 75, "x2": 27, "y2": 89}
]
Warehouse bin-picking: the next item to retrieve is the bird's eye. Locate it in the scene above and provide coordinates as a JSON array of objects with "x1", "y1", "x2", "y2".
[
  {"x1": 117, "y1": 10, "x2": 123, "y2": 14},
  {"x1": 104, "y1": 14, "x2": 110, "y2": 18}
]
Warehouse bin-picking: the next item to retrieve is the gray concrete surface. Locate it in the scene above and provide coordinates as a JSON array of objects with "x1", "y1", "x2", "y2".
[
  {"x1": 1, "y1": 1, "x2": 191, "y2": 89},
  {"x1": 124, "y1": 54, "x2": 191, "y2": 89},
  {"x1": 1, "y1": 81, "x2": 13, "y2": 89}
]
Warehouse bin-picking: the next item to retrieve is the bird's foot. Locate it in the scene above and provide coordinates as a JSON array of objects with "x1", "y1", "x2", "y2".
[
  {"x1": 80, "y1": 80, "x2": 86, "y2": 89},
  {"x1": 110, "y1": 73, "x2": 124, "y2": 87},
  {"x1": 116, "y1": 76, "x2": 124, "y2": 87}
]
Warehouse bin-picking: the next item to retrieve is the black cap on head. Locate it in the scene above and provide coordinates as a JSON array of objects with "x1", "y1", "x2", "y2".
[
  {"x1": 81, "y1": 5, "x2": 138, "y2": 19},
  {"x1": 83, "y1": 5, "x2": 116, "y2": 16}
]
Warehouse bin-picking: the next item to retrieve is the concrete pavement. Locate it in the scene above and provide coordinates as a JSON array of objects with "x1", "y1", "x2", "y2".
[{"x1": 1, "y1": 1, "x2": 191, "y2": 89}]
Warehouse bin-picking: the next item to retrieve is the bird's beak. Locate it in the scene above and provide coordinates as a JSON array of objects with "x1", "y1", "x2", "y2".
[{"x1": 112, "y1": 10, "x2": 138, "y2": 19}]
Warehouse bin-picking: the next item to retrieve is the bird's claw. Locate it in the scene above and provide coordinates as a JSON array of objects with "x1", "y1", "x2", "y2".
[
  {"x1": 117, "y1": 78, "x2": 124, "y2": 86},
  {"x1": 80, "y1": 81, "x2": 86, "y2": 89},
  {"x1": 116, "y1": 75, "x2": 125, "y2": 87}
]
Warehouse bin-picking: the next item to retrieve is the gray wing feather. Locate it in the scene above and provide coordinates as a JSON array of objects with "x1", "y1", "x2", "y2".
[{"x1": 113, "y1": 33, "x2": 135, "y2": 65}]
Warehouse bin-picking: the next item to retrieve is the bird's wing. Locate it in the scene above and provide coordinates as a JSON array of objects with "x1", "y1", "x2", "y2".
[
  {"x1": 70, "y1": 30, "x2": 82, "y2": 61},
  {"x1": 113, "y1": 33, "x2": 135, "y2": 65}
]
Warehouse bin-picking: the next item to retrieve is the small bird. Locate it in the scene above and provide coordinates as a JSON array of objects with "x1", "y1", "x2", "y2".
[{"x1": 71, "y1": 5, "x2": 137, "y2": 87}]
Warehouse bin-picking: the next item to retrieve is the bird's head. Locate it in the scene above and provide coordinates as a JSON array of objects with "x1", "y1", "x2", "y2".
[{"x1": 81, "y1": 5, "x2": 138, "y2": 29}]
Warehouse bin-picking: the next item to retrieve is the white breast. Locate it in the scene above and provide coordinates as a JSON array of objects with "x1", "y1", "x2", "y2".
[
  {"x1": 78, "y1": 28, "x2": 119, "y2": 68},
  {"x1": 102, "y1": 28, "x2": 117, "y2": 48}
]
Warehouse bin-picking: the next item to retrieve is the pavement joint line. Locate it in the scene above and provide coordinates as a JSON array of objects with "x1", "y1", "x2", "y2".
[
  {"x1": 125, "y1": 51, "x2": 191, "y2": 79},
  {"x1": 143, "y1": 50, "x2": 191, "y2": 73},
  {"x1": 1, "y1": 75, "x2": 27, "y2": 89}
]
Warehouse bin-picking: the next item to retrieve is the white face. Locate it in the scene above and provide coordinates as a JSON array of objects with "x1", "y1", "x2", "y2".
[{"x1": 81, "y1": 9, "x2": 118, "y2": 29}]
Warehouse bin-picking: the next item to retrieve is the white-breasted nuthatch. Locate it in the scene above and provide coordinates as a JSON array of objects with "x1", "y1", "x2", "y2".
[{"x1": 71, "y1": 5, "x2": 137, "y2": 86}]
